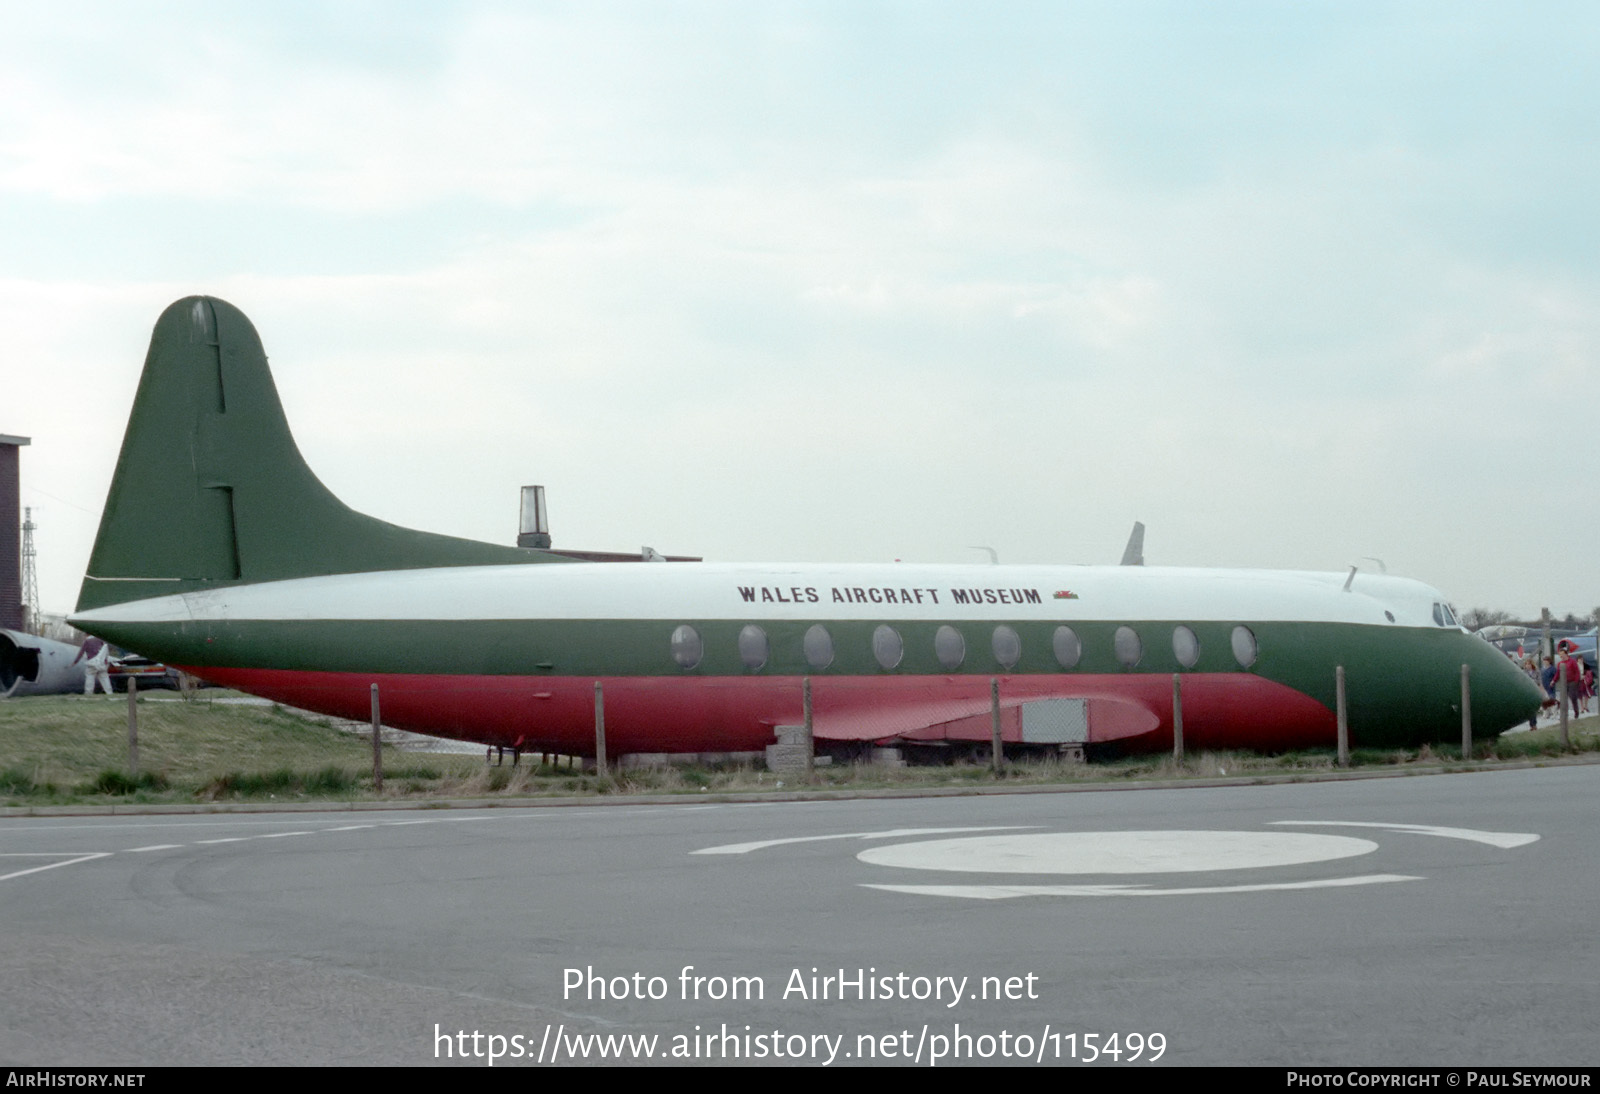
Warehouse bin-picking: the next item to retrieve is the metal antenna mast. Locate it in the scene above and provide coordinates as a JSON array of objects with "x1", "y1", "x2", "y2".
[{"x1": 20, "y1": 506, "x2": 38, "y2": 633}]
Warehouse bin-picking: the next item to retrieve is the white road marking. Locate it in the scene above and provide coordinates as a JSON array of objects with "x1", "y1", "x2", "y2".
[
  {"x1": 1270, "y1": 821, "x2": 1540, "y2": 849},
  {"x1": 857, "y1": 830, "x2": 1378, "y2": 875},
  {"x1": 0, "y1": 813, "x2": 511, "y2": 835},
  {"x1": 2, "y1": 817, "x2": 366, "y2": 833},
  {"x1": 0, "y1": 853, "x2": 113, "y2": 881},
  {"x1": 692, "y1": 827, "x2": 1031, "y2": 855},
  {"x1": 2, "y1": 815, "x2": 515, "y2": 881},
  {"x1": 863, "y1": 874, "x2": 1422, "y2": 899},
  {"x1": 0, "y1": 810, "x2": 705, "y2": 886},
  {"x1": 0, "y1": 813, "x2": 551, "y2": 880}
]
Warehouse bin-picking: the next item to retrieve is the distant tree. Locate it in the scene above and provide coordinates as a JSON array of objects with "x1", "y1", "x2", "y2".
[{"x1": 1460, "y1": 608, "x2": 1512, "y2": 632}]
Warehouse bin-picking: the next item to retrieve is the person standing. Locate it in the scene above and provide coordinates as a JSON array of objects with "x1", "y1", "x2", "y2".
[
  {"x1": 1558, "y1": 650, "x2": 1584, "y2": 719},
  {"x1": 74, "y1": 636, "x2": 112, "y2": 695}
]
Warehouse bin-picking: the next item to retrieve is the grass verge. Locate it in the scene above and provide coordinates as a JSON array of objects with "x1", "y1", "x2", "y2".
[{"x1": 1, "y1": 693, "x2": 1596, "y2": 806}]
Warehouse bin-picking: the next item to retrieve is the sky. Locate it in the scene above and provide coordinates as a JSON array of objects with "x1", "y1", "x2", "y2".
[{"x1": 3, "y1": 1, "x2": 1597, "y2": 620}]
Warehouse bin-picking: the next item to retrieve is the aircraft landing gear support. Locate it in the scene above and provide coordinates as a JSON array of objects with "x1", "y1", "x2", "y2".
[{"x1": 486, "y1": 746, "x2": 522, "y2": 767}]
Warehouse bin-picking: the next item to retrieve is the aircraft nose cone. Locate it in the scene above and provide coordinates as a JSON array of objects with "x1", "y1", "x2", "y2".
[{"x1": 1471, "y1": 645, "x2": 1545, "y2": 734}]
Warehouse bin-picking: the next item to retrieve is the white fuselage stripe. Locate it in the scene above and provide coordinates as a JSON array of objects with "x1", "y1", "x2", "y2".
[{"x1": 72, "y1": 563, "x2": 1452, "y2": 630}]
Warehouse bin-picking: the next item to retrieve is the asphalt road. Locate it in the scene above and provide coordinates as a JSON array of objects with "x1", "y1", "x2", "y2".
[{"x1": 2, "y1": 764, "x2": 1596, "y2": 1066}]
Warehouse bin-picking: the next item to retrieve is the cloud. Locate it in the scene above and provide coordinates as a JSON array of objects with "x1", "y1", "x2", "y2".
[{"x1": 4, "y1": 4, "x2": 1600, "y2": 617}]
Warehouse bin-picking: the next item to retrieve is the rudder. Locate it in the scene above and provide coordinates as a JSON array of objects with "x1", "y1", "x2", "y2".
[{"x1": 77, "y1": 297, "x2": 552, "y2": 612}]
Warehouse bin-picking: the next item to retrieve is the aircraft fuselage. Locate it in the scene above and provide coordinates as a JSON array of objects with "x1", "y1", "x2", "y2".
[{"x1": 72, "y1": 560, "x2": 1541, "y2": 755}]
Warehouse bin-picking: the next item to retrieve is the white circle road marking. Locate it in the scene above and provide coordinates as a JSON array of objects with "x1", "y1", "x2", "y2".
[
  {"x1": 856, "y1": 830, "x2": 1379, "y2": 876},
  {"x1": 863, "y1": 874, "x2": 1421, "y2": 900},
  {"x1": 692, "y1": 827, "x2": 1031, "y2": 856}
]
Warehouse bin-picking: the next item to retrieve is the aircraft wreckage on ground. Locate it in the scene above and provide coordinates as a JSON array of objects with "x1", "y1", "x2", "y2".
[
  {"x1": 69, "y1": 298, "x2": 1541, "y2": 758},
  {"x1": 1, "y1": 628, "x2": 88, "y2": 698}
]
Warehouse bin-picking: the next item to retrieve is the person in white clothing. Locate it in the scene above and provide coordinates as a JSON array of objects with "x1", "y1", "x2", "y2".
[{"x1": 75, "y1": 637, "x2": 112, "y2": 695}]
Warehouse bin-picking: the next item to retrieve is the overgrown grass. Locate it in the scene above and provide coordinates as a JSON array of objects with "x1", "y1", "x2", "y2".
[
  {"x1": 0, "y1": 765, "x2": 56, "y2": 797},
  {"x1": 83, "y1": 769, "x2": 169, "y2": 796},
  {"x1": 0, "y1": 693, "x2": 465, "y2": 804},
  {"x1": 1, "y1": 692, "x2": 1596, "y2": 806},
  {"x1": 196, "y1": 765, "x2": 358, "y2": 800}
]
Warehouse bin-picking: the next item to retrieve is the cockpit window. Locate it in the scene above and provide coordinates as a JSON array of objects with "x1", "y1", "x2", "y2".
[{"x1": 1432, "y1": 603, "x2": 1446, "y2": 627}]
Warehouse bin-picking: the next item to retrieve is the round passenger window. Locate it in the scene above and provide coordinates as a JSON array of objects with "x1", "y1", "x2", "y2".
[
  {"x1": 670, "y1": 624, "x2": 703, "y2": 670},
  {"x1": 738, "y1": 624, "x2": 768, "y2": 671},
  {"x1": 803, "y1": 624, "x2": 834, "y2": 670},
  {"x1": 1231, "y1": 625, "x2": 1258, "y2": 669},
  {"x1": 1053, "y1": 625, "x2": 1082, "y2": 669},
  {"x1": 873, "y1": 625, "x2": 904, "y2": 670},
  {"x1": 992, "y1": 625, "x2": 1021, "y2": 670},
  {"x1": 1173, "y1": 625, "x2": 1200, "y2": 669},
  {"x1": 1114, "y1": 625, "x2": 1142, "y2": 668},
  {"x1": 934, "y1": 625, "x2": 965, "y2": 671}
]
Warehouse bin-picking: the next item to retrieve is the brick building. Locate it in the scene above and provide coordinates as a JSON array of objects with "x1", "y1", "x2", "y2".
[{"x1": 0, "y1": 434, "x2": 28, "y2": 631}]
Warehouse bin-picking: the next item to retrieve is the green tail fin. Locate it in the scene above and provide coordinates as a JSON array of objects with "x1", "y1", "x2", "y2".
[{"x1": 77, "y1": 296, "x2": 553, "y2": 612}]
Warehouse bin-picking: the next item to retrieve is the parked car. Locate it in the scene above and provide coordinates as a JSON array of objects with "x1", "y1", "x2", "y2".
[{"x1": 107, "y1": 655, "x2": 183, "y2": 692}]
